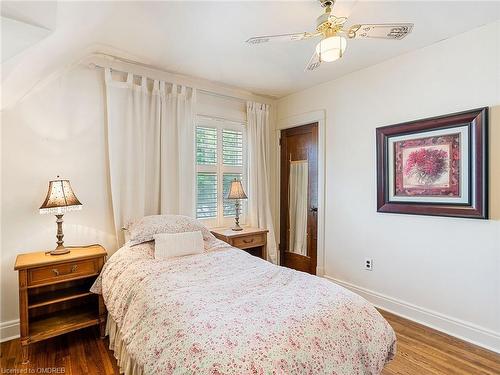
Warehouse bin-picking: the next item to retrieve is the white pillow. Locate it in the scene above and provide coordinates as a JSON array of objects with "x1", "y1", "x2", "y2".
[
  {"x1": 129, "y1": 215, "x2": 214, "y2": 246},
  {"x1": 154, "y1": 231, "x2": 204, "y2": 259}
]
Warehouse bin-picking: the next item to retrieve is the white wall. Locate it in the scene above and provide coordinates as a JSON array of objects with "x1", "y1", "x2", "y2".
[
  {"x1": 0, "y1": 62, "x2": 270, "y2": 340},
  {"x1": 1, "y1": 65, "x2": 116, "y2": 340},
  {"x1": 276, "y1": 21, "x2": 500, "y2": 352}
]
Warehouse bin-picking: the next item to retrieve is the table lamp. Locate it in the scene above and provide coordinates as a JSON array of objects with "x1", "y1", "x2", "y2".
[
  {"x1": 226, "y1": 179, "x2": 247, "y2": 231},
  {"x1": 39, "y1": 176, "x2": 82, "y2": 255}
]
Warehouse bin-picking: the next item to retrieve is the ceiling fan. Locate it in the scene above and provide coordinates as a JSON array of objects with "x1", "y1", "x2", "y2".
[{"x1": 246, "y1": 0, "x2": 414, "y2": 71}]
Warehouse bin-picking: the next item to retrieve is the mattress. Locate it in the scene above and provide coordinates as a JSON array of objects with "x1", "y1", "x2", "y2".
[{"x1": 91, "y1": 240, "x2": 396, "y2": 374}]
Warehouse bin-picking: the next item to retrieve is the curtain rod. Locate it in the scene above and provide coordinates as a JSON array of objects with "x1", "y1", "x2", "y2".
[{"x1": 88, "y1": 57, "x2": 250, "y2": 105}]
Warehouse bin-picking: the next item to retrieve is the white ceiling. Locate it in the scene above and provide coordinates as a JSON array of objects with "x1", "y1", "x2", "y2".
[
  {"x1": 2, "y1": 1, "x2": 500, "y2": 107},
  {"x1": 1, "y1": 16, "x2": 51, "y2": 62}
]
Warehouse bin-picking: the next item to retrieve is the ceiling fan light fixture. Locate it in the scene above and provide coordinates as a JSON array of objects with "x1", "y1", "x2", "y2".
[
  {"x1": 315, "y1": 35, "x2": 347, "y2": 62},
  {"x1": 245, "y1": 1, "x2": 414, "y2": 72}
]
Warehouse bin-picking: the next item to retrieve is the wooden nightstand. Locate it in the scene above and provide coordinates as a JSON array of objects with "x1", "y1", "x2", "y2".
[
  {"x1": 14, "y1": 244, "x2": 107, "y2": 363},
  {"x1": 211, "y1": 227, "x2": 268, "y2": 260}
]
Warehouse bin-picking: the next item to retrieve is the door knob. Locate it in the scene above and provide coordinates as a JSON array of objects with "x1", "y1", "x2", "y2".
[{"x1": 310, "y1": 207, "x2": 318, "y2": 212}]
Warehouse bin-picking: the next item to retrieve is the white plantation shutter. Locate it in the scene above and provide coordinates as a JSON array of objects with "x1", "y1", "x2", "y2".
[
  {"x1": 196, "y1": 172, "x2": 218, "y2": 218},
  {"x1": 196, "y1": 126, "x2": 218, "y2": 219},
  {"x1": 222, "y1": 129, "x2": 243, "y2": 166},
  {"x1": 196, "y1": 127, "x2": 217, "y2": 165},
  {"x1": 195, "y1": 120, "x2": 246, "y2": 226}
]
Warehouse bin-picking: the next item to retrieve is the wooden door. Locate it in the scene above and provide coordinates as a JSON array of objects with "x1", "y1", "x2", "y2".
[{"x1": 280, "y1": 123, "x2": 318, "y2": 274}]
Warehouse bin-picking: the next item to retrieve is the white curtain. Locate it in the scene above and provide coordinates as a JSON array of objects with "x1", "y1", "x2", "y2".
[
  {"x1": 105, "y1": 68, "x2": 196, "y2": 244},
  {"x1": 246, "y1": 102, "x2": 278, "y2": 264},
  {"x1": 289, "y1": 161, "x2": 308, "y2": 256}
]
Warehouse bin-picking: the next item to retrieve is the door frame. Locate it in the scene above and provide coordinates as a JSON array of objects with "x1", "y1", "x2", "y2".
[{"x1": 275, "y1": 110, "x2": 326, "y2": 276}]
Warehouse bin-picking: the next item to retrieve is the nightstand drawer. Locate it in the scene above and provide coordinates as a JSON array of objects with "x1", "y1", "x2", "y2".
[
  {"x1": 28, "y1": 259, "x2": 99, "y2": 286},
  {"x1": 232, "y1": 233, "x2": 266, "y2": 249},
  {"x1": 211, "y1": 228, "x2": 268, "y2": 260}
]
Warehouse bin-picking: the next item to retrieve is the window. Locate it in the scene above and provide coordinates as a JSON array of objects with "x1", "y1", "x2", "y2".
[{"x1": 196, "y1": 119, "x2": 246, "y2": 227}]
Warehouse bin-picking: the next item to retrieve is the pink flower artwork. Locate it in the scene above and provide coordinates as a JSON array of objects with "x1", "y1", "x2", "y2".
[
  {"x1": 404, "y1": 148, "x2": 449, "y2": 185},
  {"x1": 394, "y1": 133, "x2": 460, "y2": 197}
]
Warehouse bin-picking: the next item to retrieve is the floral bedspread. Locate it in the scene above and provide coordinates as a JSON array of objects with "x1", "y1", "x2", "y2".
[{"x1": 92, "y1": 241, "x2": 396, "y2": 374}]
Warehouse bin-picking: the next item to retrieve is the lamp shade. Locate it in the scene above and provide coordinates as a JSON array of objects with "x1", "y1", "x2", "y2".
[
  {"x1": 226, "y1": 179, "x2": 247, "y2": 200},
  {"x1": 39, "y1": 177, "x2": 82, "y2": 214}
]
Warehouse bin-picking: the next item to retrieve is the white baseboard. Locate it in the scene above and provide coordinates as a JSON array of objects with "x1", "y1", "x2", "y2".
[
  {"x1": 1, "y1": 319, "x2": 20, "y2": 343},
  {"x1": 324, "y1": 276, "x2": 500, "y2": 354}
]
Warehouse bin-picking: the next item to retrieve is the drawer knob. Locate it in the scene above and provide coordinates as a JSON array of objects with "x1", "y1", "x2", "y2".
[
  {"x1": 52, "y1": 269, "x2": 59, "y2": 276},
  {"x1": 71, "y1": 265, "x2": 78, "y2": 272},
  {"x1": 243, "y1": 238, "x2": 254, "y2": 244}
]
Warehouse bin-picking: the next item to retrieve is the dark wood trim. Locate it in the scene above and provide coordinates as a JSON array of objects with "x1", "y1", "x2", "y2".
[
  {"x1": 376, "y1": 107, "x2": 488, "y2": 219},
  {"x1": 308, "y1": 126, "x2": 318, "y2": 274},
  {"x1": 279, "y1": 130, "x2": 287, "y2": 267},
  {"x1": 280, "y1": 123, "x2": 318, "y2": 271}
]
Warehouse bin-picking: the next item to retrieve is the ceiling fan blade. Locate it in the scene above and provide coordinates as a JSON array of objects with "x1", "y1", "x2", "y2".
[
  {"x1": 305, "y1": 53, "x2": 321, "y2": 72},
  {"x1": 347, "y1": 23, "x2": 414, "y2": 40},
  {"x1": 246, "y1": 32, "x2": 317, "y2": 45}
]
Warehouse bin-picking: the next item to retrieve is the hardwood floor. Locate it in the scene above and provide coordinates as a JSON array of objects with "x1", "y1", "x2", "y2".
[
  {"x1": 379, "y1": 310, "x2": 500, "y2": 375},
  {"x1": 1, "y1": 309, "x2": 499, "y2": 374},
  {"x1": 1, "y1": 327, "x2": 119, "y2": 374}
]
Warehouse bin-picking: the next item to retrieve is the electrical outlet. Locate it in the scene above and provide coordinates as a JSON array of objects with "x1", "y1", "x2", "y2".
[{"x1": 364, "y1": 258, "x2": 373, "y2": 271}]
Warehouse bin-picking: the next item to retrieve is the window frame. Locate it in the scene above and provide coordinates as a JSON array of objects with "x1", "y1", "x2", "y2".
[{"x1": 195, "y1": 116, "x2": 247, "y2": 228}]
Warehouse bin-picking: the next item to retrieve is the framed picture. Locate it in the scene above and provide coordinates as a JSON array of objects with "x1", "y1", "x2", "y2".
[{"x1": 376, "y1": 108, "x2": 488, "y2": 219}]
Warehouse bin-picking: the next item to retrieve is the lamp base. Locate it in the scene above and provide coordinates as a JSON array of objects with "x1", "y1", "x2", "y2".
[
  {"x1": 49, "y1": 247, "x2": 71, "y2": 256},
  {"x1": 232, "y1": 201, "x2": 243, "y2": 231},
  {"x1": 50, "y1": 214, "x2": 70, "y2": 255}
]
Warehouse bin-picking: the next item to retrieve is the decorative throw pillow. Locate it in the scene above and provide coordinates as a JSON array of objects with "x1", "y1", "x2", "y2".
[
  {"x1": 129, "y1": 214, "x2": 214, "y2": 246},
  {"x1": 154, "y1": 231, "x2": 204, "y2": 259}
]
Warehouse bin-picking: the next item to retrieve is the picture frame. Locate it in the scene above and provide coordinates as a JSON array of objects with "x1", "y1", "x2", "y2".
[{"x1": 376, "y1": 108, "x2": 488, "y2": 219}]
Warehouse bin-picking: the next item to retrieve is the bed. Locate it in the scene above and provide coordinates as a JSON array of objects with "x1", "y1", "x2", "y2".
[{"x1": 91, "y1": 216, "x2": 396, "y2": 375}]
